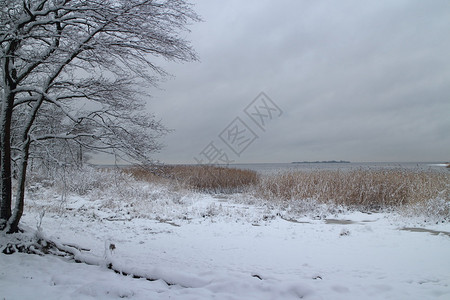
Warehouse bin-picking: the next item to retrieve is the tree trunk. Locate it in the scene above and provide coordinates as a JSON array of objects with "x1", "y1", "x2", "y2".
[
  {"x1": 0, "y1": 99, "x2": 13, "y2": 227},
  {"x1": 7, "y1": 139, "x2": 30, "y2": 233},
  {"x1": 0, "y1": 52, "x2": 16, "y2": 230}
]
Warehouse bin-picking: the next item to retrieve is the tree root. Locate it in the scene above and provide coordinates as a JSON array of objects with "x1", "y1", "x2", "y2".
[
  {"x1": 2, "y1": 230, "x2": 264, "y2": 287},
  {"x1": 1, "y1": 233, "x2": 176, "y2": 286}
]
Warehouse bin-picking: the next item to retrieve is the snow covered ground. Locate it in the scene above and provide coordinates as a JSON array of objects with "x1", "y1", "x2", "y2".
[{"x1": 1, "y1": 178, "x2": 450, "y2": 299}]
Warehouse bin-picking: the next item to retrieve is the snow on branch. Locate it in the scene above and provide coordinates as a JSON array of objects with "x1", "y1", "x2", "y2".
[{"x1": 1, "y1": 0, "x2": 199, "y2": 232}]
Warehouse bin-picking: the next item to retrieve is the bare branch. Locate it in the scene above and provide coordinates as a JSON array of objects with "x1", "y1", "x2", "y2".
[{"x1": 1, "y1": 0, "x2": 199, "y2": 231}]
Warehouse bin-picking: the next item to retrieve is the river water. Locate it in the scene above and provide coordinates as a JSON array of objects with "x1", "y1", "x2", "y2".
[{"x1": 228, "y1": 162, "x2": 449, "y2": 174}]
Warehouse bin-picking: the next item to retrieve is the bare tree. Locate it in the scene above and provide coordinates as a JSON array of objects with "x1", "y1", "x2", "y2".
[{"x1": 1, "y1": 0, "x2": 199, "y2": 233}]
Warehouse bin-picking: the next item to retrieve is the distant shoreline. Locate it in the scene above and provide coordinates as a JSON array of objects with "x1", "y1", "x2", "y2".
[{"x1": 291, "y1": 160, "x2": 351, "y2": 164}]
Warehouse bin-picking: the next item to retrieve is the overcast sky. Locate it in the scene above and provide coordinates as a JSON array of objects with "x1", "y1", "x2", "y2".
[{"x1": 148, "y1": 0, "x2": 450, "y2": 164}]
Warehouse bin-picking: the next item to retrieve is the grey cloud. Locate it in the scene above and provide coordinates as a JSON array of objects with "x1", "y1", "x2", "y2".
[{"x1": 149, "y1": 0, "x2": 450, "y2": 163}]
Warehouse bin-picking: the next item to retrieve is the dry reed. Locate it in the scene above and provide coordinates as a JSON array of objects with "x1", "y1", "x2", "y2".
[
  {"x1": 122, "y1": 165, "x2": 450, "y2": 218},
  {"x1": 31, "y1": 165, "x2": 449, "y2": 220},
  {"x1": 255, "y1": 169, "x2": 449, "y2": 211},
  {"x1": 126, "y1": 165, "x2": 260, "y2": 194}
]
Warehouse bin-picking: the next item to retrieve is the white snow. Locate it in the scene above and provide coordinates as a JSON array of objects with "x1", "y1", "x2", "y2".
[
  {"x1": 1, "y1": 179, "x2": 450, "y2": 299},
  {"x1": 428, "y1": 164, "x2": 449, "y2": 167}
]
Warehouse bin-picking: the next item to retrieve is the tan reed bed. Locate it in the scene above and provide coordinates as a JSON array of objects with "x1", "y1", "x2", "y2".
[
  {"x1": 255, "y1": 169, "x2": 449, "y2": 211},
  {"x1": 125, "y1": 164, "x2": 260, "y2": 194}
]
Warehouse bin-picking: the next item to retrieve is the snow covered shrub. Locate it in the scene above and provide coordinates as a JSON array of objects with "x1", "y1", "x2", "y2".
[
  {"x1": 25, "y1": 165, "x2": 201, "y2": 220},
  {"x1": 401, "y1": 197, "x2": 450, "y2": 223},
  {"x1": 26, "y1": 165, "x2": 129, "y2": 196},
  {"x1": 59, "y1": 166, "x2": 135, "y2": 196}
]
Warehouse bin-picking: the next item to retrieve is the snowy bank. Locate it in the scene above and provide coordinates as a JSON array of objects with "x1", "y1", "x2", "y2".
[{"x1": 1, "y1": 167, "x2": 450, "y2": 299}]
